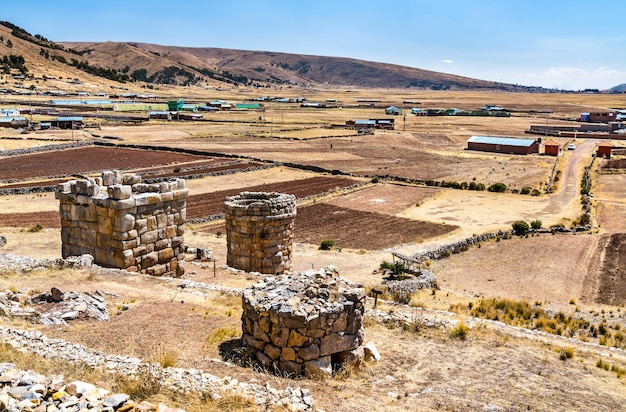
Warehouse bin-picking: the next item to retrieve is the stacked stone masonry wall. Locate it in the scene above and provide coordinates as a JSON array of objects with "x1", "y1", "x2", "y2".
[
  {"x1": 225, "y1": 192, "x2": 296, "y2": 274},
  {"x1": 56, "y1": 170, "x2": 189, "y2": 277},
  {"x1": 241, "y1": 269, "x2": 365, "y2": 378}
]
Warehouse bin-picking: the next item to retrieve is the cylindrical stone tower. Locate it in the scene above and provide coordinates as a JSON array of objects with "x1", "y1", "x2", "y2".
[{"x1": 224, "y1": 192, "x2": 296, "y2": 274}]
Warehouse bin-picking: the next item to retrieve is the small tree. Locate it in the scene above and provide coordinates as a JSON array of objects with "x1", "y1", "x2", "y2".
[
  {"x1": 6, "y1": 39, "x2": 12, "y2": 48},
  {"x1": 531, "y1": 219, "x2": 543, "y2": 230},
  {"x1": 512, "y1": 221, "x2": 530, "y2": 236},
  {"x1": 319, "y1": 239, "x2": 334, "y2": 250},
  {"x1": 488, "y1": 182, "x2": 507, "y2": 193}
]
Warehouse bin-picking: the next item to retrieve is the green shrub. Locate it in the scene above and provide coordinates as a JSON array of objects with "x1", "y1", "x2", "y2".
[
  {"x1": 530, "y1": 219, "x2": 543, "y2": 230},
  {"x1": 520, "y1": 187, "x2": 532, "y2": 195},
  {"x1": 371, "y1": 176, "x2": 379, "y2": 184},
  {"x1": 512, "y1": 221, "x2": 529, "y2": 236},
  {"x1": 531, "y1": 189, "x2": 541, "y2": 196},
  {"x1": 379, "y1": 260, "x2": 406, "y2": 276},
  {"x1": 488, "y1": 182, "x2": 507, "y2": 193},
  {"x1": 319, "y1": 239, "x2": 335, "y2": 250}
]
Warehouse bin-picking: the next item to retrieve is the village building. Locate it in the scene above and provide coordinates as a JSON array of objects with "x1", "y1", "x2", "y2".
[
  {"x1": 467, "y1": 135, "x2": 540, "y2": 155},
  {"x1": 543, "y1": 139, "x2": 563, "y2": 156},
  {"x1": 597, "y1": 142, "x2": 612, "y2": 158},
  {"x1": 385, "y1": 106, "x2": 402, "y2": 115},
  {"x1": 51, "y1": 116, "x2": 83, "y2": 129}
]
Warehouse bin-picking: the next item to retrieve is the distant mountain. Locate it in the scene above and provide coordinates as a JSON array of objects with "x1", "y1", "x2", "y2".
[
  {"x1": 0, "y1": 20, "x2": 539, "y2": 91},
  {"x1": 608, "y1": 83, "x2": 626, "y2": 93}
]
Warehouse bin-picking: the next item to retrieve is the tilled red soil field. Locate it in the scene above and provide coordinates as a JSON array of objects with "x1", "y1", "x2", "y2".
[
  {"x1": 186, "y1": 176, "x2": 362, "y2": 218},
  {"x1": 293, "y1": 203, "x2": 458, "y2": 250},
  {"x1": 0, "y1": 146, "x2": 209, "y2": 181},
  {"x1": 0, "y1": 211, "x2": 60, "y2": 228},
  {"x1": 201, "y1": 203, "x2": 458, "y2": 250}
]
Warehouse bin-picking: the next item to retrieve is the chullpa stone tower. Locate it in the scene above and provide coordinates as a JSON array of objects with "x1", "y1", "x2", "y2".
[
  {"x1": 224, "y1": 192, "x2": 296, "y2": 274},
  {"x1": 56, "y1": 170, "x2": 188, "y2": 277}
]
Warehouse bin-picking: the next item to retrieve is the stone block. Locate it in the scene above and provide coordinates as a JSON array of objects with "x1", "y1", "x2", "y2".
[
  {"x1": 141, "y1": 251, "x2": 159, "y2": 269},
  {"x1": 363, "y1": 341, "x2": 381, "y2": 363},
  {"x1": 107, "y1": 185, "x2": 132, "y2": 200},
  {"x1": 287, "y1": 330, "x2": 308, "y2": 347},
  {"x1": 122, "y1": 173, "x2": 141, "y2": 185},
  {"x1": 281, "y1": 346, "x2": 296, "y2": 362},
  {"x1": 264, "y1": 344, "x2": 281, "y2": 360},
  {"x1": 114, "y1": 213, "x2": 135, "y2": 232},
  {"x1": 304, "y1": 356, "x2": 332, "y2": 379},
  {"x1": 158, "y1": 248, "x2": 174, "y2": 262},
  {"x1": 320, "y1": 333, "x2": 358, "y2": 357},
  {"x1": 270, "y1": 327, "x2": 290, "y2": 347},
  {"x1": 298, "y1": 343, "x2": 320, "y2": 361},
  {"x1": 140, "y1": 230, "x2": 158, "y2": 245}
]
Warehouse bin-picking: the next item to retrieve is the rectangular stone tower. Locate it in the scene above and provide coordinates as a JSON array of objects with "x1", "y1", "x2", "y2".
[{"x1": 55, "y1": 170, "x2": 189, "y2": 277}]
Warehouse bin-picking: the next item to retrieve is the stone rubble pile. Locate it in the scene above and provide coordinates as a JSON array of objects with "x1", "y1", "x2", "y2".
[
  {"x1": 0, "y1": 327, "x2": 314, "y2": 411},
  {"x1": 0, "y1": 252, "x2": 60, "y2": 274},
  {"x1": 384, "y1": 270, "x2": 437, "y2": 297},
  {"x1": 0, "y1": 287, "x2": 110, "y2": 326},
  {"x1": 242, "y1": 267, "x2": 366, "y2": 378},
  {"x1": 0, "y1": 362, "x2": 181, "y2": 412},
  {"x1": 365, "y1": 308, "x2": 455, "y2": 330}
]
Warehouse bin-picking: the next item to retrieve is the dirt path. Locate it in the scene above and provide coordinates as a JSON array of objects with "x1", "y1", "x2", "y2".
[
  {"x1": 541, "y1": 139, "x2": 595, "y2": 215},
  {"x1": 395, "y1": 140, "x2": 595, "y2": 255}
]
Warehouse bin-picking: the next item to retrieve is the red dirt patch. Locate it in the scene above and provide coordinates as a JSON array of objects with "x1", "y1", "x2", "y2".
[
  {"x1": 293, "y1": 203, "x2": 457, "y2": 250},
  {"x1": 187, "y1": 176, "x2": 361, "y2": 218},
  {"x1": 325, "y1": 183, "x2": 439, "y2": 215},
  {"x1": 0, "y1": 146, "x2": 208, "y2": 181},
  {"x1": 0, "y1": 211, "x2": 60, "y2": 229}
]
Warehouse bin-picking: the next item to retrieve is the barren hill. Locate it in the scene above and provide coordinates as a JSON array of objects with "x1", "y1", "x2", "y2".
[
  {"x1": 0, "y1": 20, "x2": 527, "y2": 91},
  {"x1": 63, "y1": 40, "x2": 515, "y2": 90}
]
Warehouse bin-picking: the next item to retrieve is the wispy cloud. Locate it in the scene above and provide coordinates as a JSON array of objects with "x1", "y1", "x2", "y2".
[
  {"x1": 439, "y1": 59, "x2": 454, "y2": 64},
  {"x1": 517, "y1": 66, "x2": 626, "y2": 90}
]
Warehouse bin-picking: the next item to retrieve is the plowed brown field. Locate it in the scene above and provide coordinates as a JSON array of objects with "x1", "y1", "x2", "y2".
[
  {"x1": 0, "y1": 146, "x2": 207, "y2": 181},
  {"x1": 186, "y1": 176, "x2": 361, "y2": 218}
]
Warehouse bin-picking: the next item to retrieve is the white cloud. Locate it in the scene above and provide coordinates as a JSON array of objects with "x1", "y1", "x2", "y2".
[
  {"x1": 516, "y1": 66, "x2": 626, "y2": 90},
  {"x1": 439, "y1": 59, "x2": 454, "y2": 64}
]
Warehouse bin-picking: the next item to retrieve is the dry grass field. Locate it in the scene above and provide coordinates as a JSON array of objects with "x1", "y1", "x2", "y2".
[{"x1": 1, "y1": 90, "x2": 626, "y2": 411}]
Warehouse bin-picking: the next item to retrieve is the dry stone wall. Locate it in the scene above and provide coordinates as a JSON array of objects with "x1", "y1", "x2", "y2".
[
  {"x1": 241, "y1": 268, "x2": 365, "y2": 378},
  {"x1": 56, "y1": 170, "x2": 188, "y2": 277},
  {"x1": 225, "y1": 192, "x2": 296, "y2": 274}
]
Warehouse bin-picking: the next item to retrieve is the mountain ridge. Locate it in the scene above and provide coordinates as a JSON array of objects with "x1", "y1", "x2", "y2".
[{"x1": 2, "y1": 20, "x2": 621, "y2": 92}]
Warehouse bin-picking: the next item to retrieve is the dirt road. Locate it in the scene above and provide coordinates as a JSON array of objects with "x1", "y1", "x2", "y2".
[{"x1": 395, "y1": 139, "x2": 595, "y2": 255}]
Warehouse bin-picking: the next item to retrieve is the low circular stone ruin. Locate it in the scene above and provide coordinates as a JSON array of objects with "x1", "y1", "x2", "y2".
[
  {"x1": 241, "y1": 268, "x2": 365, "y2": 378},
  {"x1": 225, "y1": 192, "x2": 296, "y2": 274}
]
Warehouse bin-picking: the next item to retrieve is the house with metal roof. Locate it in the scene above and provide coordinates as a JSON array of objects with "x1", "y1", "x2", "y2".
[
  {"x1": 385, "y1": 106, "x2": 402, "y2": 115},
  {"x1": 52, "y1": 116, "x2": 83, "y2": 129},
  {"x1": 467, "y1": 135, "x2": 539, "y2": 155},
  {"x1": 0, "y1": 116, "x2": 28, "y2": 128}
]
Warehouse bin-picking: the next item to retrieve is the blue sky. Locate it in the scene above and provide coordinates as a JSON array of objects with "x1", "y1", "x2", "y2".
[{"x1": 3, "y1": 1, "x2": 625, "y2": 90}]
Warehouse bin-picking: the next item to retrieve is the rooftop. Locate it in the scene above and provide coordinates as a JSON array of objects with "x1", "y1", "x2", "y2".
[{"x1": 468, "y1": 135, "x2": 537, "y2": 147}]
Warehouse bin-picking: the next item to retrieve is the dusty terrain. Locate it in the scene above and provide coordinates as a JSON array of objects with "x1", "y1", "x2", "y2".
[{"x1": 1, "y1": 90, "x2": 626, "y2": 411}]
